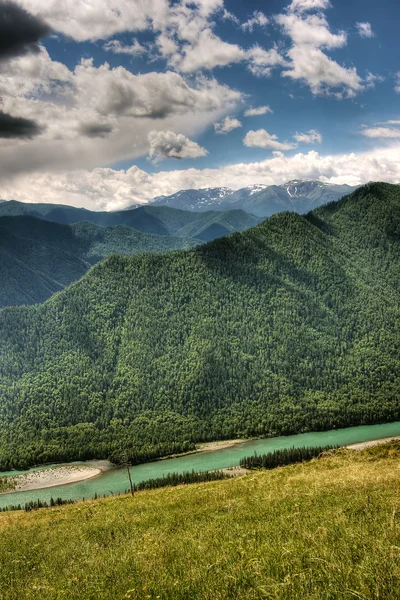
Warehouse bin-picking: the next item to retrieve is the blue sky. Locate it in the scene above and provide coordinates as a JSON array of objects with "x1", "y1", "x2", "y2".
[{"x1": 0, "y1": 0, "x2": 399, "y2": 209}]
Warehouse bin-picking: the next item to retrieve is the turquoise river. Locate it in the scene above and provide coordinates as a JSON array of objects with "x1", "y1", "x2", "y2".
[{"x1": 2, "y1": 420, "x2": 400, "y2": 509}]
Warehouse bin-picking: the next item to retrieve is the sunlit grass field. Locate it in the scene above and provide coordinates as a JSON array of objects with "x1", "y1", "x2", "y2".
[{"x1": 1, "y1": 444, "x2": 400, "y2": 599}]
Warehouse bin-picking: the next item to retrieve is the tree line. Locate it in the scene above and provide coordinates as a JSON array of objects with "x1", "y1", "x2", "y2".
[{"x1": 240, "y1": 445, "x2": 337, "y2": 470}]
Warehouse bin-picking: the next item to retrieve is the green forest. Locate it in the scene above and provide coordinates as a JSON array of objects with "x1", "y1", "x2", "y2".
[
  {"x1": 240, "y1": 445, "x2": 337, "y2": 469},
  {"x1": 0, "y1": 216, "x2": 198, "y2": 307},
  {"x1": 0, "y1": 182, "x2": 399, "y2": 469}
]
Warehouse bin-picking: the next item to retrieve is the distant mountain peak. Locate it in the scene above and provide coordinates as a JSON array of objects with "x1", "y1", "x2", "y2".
[{"x1": 151, "y1": 181, "x2": 359, "y2": 217}]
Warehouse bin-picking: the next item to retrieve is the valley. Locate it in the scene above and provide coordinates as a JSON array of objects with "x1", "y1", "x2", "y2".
[
  {"x1": 0, "y1": 182, "x2": 398, "y2": 470},
  {"x1": 0, "y1": 0, "x2": 397, "y2": 596},
  {"x1": 2, "y1": 420, "x2": 400, "y2": 509}
]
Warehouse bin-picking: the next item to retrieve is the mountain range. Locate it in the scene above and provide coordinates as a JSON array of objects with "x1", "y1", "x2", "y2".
[
  {"x1": 0, "y1": 200, "x2": 260, "y2": 240},
  {"x1": 151, "y1": 180, "x2": 359, "y2": 217},
  {"x1": 0, "y1": 182, "x2": 398, "y2": 469}
]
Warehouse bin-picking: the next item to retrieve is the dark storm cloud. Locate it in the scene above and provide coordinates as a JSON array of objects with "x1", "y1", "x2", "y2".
[
  {"x1": 0, "y1": 0, "x2": 51, "y2": 60},
  {"x1": 80, "y1": 123, "x2": 114, "y2": 138},
  {"x1": 0, "y1": 111, "x2": 43, "y2": 138}
]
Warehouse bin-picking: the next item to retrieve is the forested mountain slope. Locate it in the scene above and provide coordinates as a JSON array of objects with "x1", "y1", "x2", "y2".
[
  {"x1": 0, "y1": 182, "x2": 398, "y2": 469},
  {"x1": 0, "y1": 216, "x2": 198, "y2": 307},
  {"x1": 0, "y1": 200, "x2": 260, "y2": 240}
]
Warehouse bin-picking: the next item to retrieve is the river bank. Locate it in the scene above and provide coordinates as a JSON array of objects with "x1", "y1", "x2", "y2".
[
  {"x1": 196, "y1": 439, "x2": 248, "y2": 453},
  {"x1": 2, "y1": 421, "x2": 400, "y2": 507},
  {"x1": 0, "y1": 461, "x2": 111, "y2": 494},
  {"x1": 347, "y1": 436, "x2": 400, "y2": 450}
]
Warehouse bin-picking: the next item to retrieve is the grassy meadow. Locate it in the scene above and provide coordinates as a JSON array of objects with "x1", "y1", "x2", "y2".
[{"x1": 1, "y1": 444, "x2": 400, "y2": 599}]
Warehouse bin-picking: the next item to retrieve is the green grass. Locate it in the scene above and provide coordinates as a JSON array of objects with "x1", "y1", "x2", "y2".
[{"x1": 1, "y1": 444, "x2": 400, "y2": 599}]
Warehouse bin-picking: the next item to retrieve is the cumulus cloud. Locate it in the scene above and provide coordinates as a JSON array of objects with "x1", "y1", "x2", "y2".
[
  {"x1": 14, "y1": 0, "x2": 158, "y2": 42},
  {"x1": 214, "y1": 116, "x2": 242, "y2": 134},
  {"x1": 247, "y1": 45, "x2": 287, "y2": 77},
  {"x1": 356, "y1": 22, "x2": 374, "y2": 38},
  {"x1": 276, "y1": 14, "x2": 347, "y2": 48},
  {"x1": 14, "y1": 0, "x2": 244, "y2": 75},
  {"x1": 288, "y1": 0, "x2": 332, "y2": 13},
  {"x1": 293, "y1": 129, "x2": 322, "y2": 143},
  {"x1": 244, "y1": 106, "x2": 273, "y2": 117},
  {"x1": 243, "y1": 129, "x2": 297, "y2": 151},
  {"x1": 3, "y1": 145, "x2": 400, "y2": 211},
  {"x1": 73, "y1": 60, "x2": 242, "y2": 119},
  {"x1": 241, "y1": 11, "x2": 268, "y2": 32},
  {"x1": 361, "y1": 127, "x2": 400, "y2": 139},
  {"x1": 0, "y1": 0, "x2": 50, "y2": 60},
  {"x1": 277, "y1": 13, "x2": 346, "y2": 49},
  {"x1": 0, "y1": 47, "x2": 243, "y2": 176},
  {"x1": 282, "y1": 44, "x2": 363, "y2": 98},
  {"x1": 178, "y1": 29, "x2": 246, "y2": 72},
  {"x1": 276, "y1": 7, "x2": 369, "y2": 98},
  {"x1": 148, "y1": 130, "x2": 208, "y2": 162},
  {"x1": 103, "y1": 38, "x2": 146, "y2": 55}
]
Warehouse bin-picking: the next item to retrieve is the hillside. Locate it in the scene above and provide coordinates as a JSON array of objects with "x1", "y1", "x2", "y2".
[
  {"x1": 0, "y1": 216, "x2": 198, "y2": 307},
  {"x1": 0, "y1": 200, "x2": 260, "y2": 240},
  {"x1": 0, "y1": 183, "x2": 399, "y2": 468},
  {"x1": 1, "y1": 444, "x2": 400, "y2": 599}
]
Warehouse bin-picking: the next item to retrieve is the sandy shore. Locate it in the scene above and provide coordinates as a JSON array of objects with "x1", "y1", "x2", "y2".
[
  {"x1": 196, "y1": 439, "x2": 248, "y2": 453},
  {"x1": 347, "y1": 436, "x2": 400, "y2": 451},
  {"x1": 0, "y1": 461, "x2": 111, "y2": 494}
]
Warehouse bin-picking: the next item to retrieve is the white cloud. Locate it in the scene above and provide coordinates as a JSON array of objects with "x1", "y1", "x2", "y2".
[
  {"x1": 148, "y1": 130, "x2": 208, "y2": 162},
  {"x1": 103, "y1": 39, "x2": 146, "y2": 55},
  {"x1": 0, "y1": 51, "x2": 243, "y2": 176},
  {"x1": 241, "y1": 11, "x2": 268, "y2": 32},
  {"x1": 361, "y1": 127, "x2": 400, "y2": 139},
  {"x1": 214, "y1": 116, "x2": 242, "y2": 134},
  {"x1": 293, "y1": 129, "x2": 322, "y2": 143},
  {"x1": 244, "y1": 106, "x2": 273, "y2": 117},
  {"x1": 178, "y1": 29, "x2": 246, "y2": 72},
  {"x1": 3, "y1": 145, "x2": 400, "y2": 211},
  {"x1": 356, "y1": 22, "x2": 374, "y2": 38},
  {"x1": 0, "y1": 46, "x2": 72, "y2": 98},
  {"x1": 155, "y1": 33, "x2": 180, "y2": 57},
  {"x1": 365, "y1": 72, "x2": 384, "y2": 89},
  {"x1": 276, "y1": 9, "x2": 368, "y2": 98},
  {"x1": 15, "y1": 0, "x2": 240, "y2": 75},
  {"x1": 221, "y1": 9, "x2": 240, "y2": 25},
  {"x1": 247, "y1": 45, "x2": 288, "y2": 77},
  {"x1": 288, "y1": 0, "x2": 332, "y2": 13},
  {"x1": 243, "y1": 129, "x2": 297, "y2": 151},
  {"x1": 282, "y1": 45, "x2": 364, "y2": 97},
  {"x1": 73, "y1": 60, "x2": 242, "y2": 119},
  {"x1": 15, "y1": 0, "x2": 160, "y2": 42},
  {"x1": 276, "y1": 13, "x2": 346, "y2": 49}
]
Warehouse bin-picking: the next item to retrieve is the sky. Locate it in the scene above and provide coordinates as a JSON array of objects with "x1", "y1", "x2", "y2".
[{"x1": 0, "y1": 0, "x2": 399, "y2": 210}]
